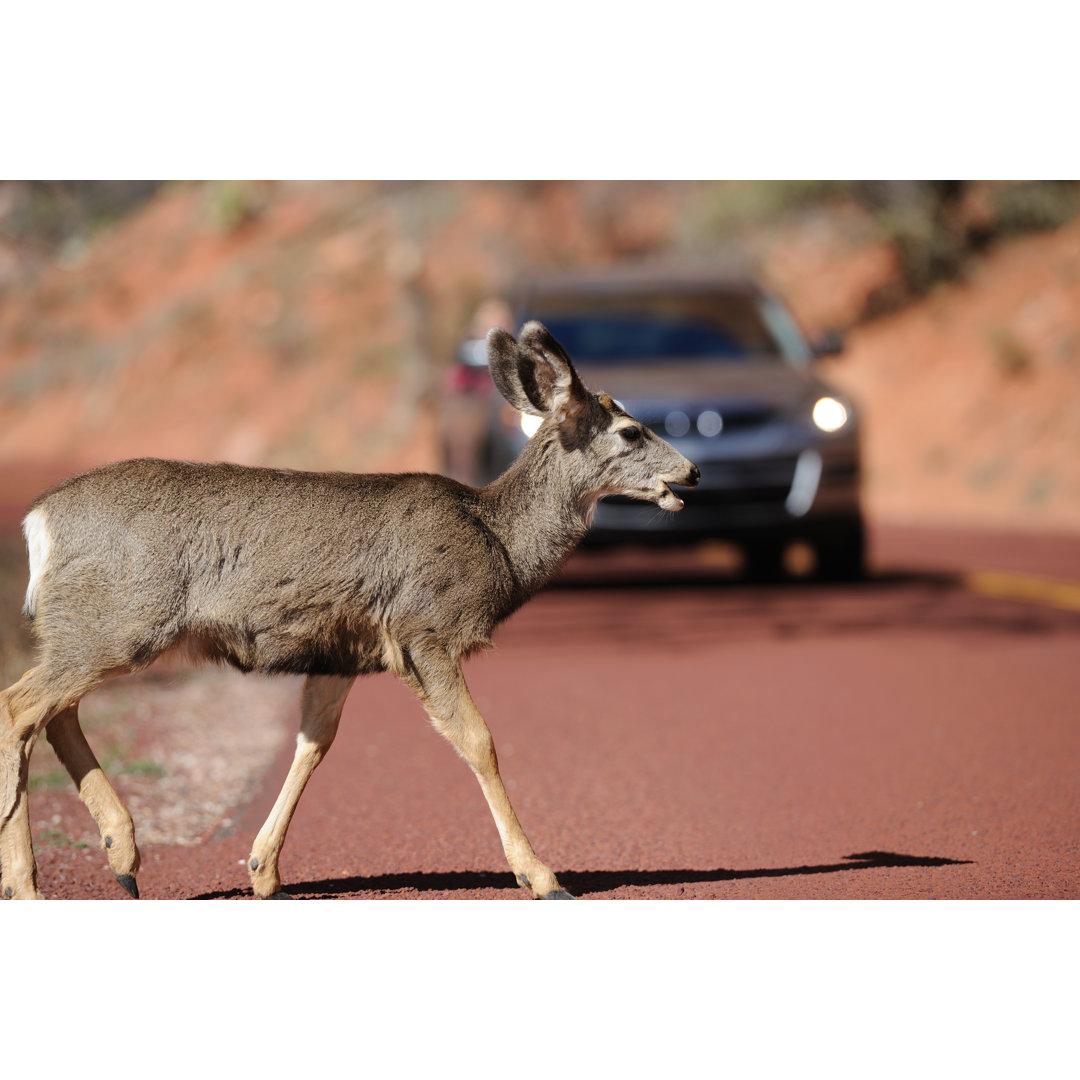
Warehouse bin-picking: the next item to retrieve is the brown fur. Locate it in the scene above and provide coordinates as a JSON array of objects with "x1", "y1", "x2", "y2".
[{"x1": 0, "y1": 322, "x2": 698, "y2": 899}]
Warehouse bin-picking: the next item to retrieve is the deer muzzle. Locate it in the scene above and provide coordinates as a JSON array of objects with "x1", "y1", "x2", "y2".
[{"x1": 655, "y1": 462, "x2": 700, "y2": 511}]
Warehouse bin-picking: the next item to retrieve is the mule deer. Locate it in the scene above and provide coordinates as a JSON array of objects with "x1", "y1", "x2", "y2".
[{"x1": 0, "y1": 322, "x2": 699, "y2": 899}]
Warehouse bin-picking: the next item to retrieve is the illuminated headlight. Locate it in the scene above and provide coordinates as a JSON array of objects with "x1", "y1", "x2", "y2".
[
  {"x1": 812, "y1": 396, "x2": 849, "y2": 433},
  {"x1": 520, "y1": 413, "x2": 543, "y2": 438}
]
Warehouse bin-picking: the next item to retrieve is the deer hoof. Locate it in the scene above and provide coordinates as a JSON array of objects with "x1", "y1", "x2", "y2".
[
  {"x1": 114, "y1": 873, "x2": 140, "y2": 899},
  {"x1": 542, "y1": 888, "x2": 575, "y2": 900},
  {"x1": 261, "y1": 890, "x2": 293, "y2": 899}
]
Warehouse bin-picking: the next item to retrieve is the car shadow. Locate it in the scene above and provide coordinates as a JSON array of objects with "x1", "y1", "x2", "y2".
[
  {"x1": 514, "y1": 562, "x2": 1080, "y2": 647},
  {"x1": 193, "y1": 850, "x2": 972, "y2": 900},
  {"x1": 552, "y1": 564, "x2": 942, "y2": 592}
]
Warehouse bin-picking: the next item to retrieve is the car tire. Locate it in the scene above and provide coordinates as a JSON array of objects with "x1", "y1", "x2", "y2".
[
  {"x1": 743, "y1": 540, "x2": 786, "y2": 582},
  {"x1": 815, "y1": 520, "x2": 867, "y2": 582}
]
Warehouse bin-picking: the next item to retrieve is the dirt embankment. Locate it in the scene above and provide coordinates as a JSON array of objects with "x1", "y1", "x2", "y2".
[{"x1": 819, "y1": 220, "x2": 1080, "y2": 534}]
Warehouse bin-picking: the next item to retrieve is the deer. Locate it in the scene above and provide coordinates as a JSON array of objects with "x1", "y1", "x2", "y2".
[{"x1": 0, "y1": 321, "x2": 699, "y2": 900}]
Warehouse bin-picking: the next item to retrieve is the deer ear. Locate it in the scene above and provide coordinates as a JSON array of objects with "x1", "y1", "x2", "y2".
[
  {"x1": 487, "y1": 323, "x2": 588, "y2": 422},
  {"x1": 486, "y1": 327, "x2": 545, "y2": 417},
  {"x1": 514, "y1": 321, "x2": 588, "y2": 423}
]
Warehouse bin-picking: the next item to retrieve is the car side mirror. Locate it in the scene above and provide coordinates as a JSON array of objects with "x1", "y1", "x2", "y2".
[
  {"x1": 812, "y1": 331, "x2": 845, "y2": 360},
  {"x1": 456, "y1": 338, "x2": 490, "y2": 367}
]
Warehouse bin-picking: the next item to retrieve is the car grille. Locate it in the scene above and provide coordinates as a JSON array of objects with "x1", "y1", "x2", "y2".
[
  {"x1": 636, "y1": 402, "x2": 776, "y2": 438},
  {"x1": 695, "y1": 457, "x2": 799, "y2": 505}
]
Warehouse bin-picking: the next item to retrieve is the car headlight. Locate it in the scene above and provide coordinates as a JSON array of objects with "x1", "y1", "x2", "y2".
[
  {"x1": 520, "y1": 412, "x2": 543, "y2": 438},
  {"x1": 811, "y1": 396, "x2": 849, "y2": 433}
]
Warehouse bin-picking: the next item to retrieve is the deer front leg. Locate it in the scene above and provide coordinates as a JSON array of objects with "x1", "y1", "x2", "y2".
[
  {"x1": 45, "y1": 705, "x2": 140, "y2": 898},
  {"x1": 409, "y1": 659, "x2": 572, "y2": 900},
  {"x1": 248, "y1": 674, "x2": 355, "y2": 899}
]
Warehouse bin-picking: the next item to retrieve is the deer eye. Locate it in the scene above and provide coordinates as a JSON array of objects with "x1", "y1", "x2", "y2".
[{"x1": 619, "y1": 425, "x2": 643, "y2": 444}]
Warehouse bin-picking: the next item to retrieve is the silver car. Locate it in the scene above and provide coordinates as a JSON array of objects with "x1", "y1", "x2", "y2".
[{"x1": 441, "y1": 263, "x2": 865, "y2": 579}]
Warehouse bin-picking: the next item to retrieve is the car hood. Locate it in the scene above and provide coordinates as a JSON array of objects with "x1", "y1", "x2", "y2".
[{"x1": 573, "y1": 358, "x2": 830, "y2": 415}]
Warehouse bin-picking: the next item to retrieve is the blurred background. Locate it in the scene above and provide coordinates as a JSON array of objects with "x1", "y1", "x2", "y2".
[
  {"x1": 3, "y1": 180, "x2": 1079, "y2": 900},
  {"x1": 1, "y1": 179, "x2": 1078, "y2": 530}
]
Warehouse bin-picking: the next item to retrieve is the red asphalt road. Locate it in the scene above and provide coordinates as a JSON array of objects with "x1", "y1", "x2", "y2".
[{"x1": 27, "y1": 524, "x2": 1080, "y2": 899}]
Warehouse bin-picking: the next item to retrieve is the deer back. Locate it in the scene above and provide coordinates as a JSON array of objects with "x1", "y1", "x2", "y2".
[{"x1": 26, "y1": 460, "x2": 524, "y2": 679}]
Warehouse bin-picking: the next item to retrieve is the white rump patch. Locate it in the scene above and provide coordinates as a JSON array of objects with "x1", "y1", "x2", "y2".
[{"x1": 22, "y1": 507, "x2": 52, "y2": 617}]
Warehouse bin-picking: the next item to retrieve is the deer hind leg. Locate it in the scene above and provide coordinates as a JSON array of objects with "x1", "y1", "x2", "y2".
[
  {"x1": 406, "y1": 655, "x2": 572, "y2": 900},
  {"x1": 248, "y1": 674, "x2": 355, "y2": 899},
  {"x1": 1, "y1": 667, "x2": 85, "y2": 899},
  {"x1": 45, "y1": 705, "x2": 141, "y2": 898},
  {"x1": 0, "y1": 717, "x2": 39, "y2": 900}
]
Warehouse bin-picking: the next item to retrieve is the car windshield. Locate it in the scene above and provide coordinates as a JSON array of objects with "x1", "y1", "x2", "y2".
[{"x1": 524, "y1": 293, "x2": 796, "y2": 364}]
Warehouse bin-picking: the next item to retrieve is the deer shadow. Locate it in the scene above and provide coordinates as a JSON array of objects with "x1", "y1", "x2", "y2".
[{"x1": 194, "y1": 850, "x2": 972, "y2": 900}]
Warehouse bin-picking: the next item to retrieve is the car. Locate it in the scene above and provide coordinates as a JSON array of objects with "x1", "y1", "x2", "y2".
[{"x1": 439, "y1": 262, "x2": 865, "y2": 579}]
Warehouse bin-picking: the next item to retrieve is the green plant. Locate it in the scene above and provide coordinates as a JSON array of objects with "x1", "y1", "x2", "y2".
[
  {"x1": 875, "y1": 201, "x2": 968, "y2": 300},
  {"x1": 987, "y1": 327, "x2": 1034, "y2": 378},
  {"x1": 0, "y1": 181, "x2": 161, "y2": 252},
  {"x1": 205, "y1": 180, "x2": 266, "y2": 233},
  {"x1": 37, "y1": 828, "x2": 88, "y2": 849},
  {"x1": 697, "y1": 180, "x2": 854, "y2": 239},
  {"x1": 992, "y1": 181, "x2": 1080, "y2": 236},
  {"x1": 28, "y1": 769, "x2": 69, "y2": 793},
  {"x1": 123, "y1": 760, "x2": 167, "y2": 778},
  {"x1": 1026, "y1": 473, "x2": 1057, "y2": 505},
  {"x1": 857, "y1": 181, "x2": 1080, "y2": 322}
]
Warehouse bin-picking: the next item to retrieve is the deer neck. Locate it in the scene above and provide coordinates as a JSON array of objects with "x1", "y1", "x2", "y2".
[{"x1": 482, "y1": 432, "x2": 595, "y2": 597}]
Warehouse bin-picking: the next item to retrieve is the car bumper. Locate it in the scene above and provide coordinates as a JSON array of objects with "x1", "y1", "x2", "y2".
[{"x1": 585, "y1": 445, "x2": 861, "y2": 545}]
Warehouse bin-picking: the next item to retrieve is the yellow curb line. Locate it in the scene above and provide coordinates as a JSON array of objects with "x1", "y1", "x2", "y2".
[{"x1": 964, "y1": 570, "x2": 1080, "y2": 613}]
